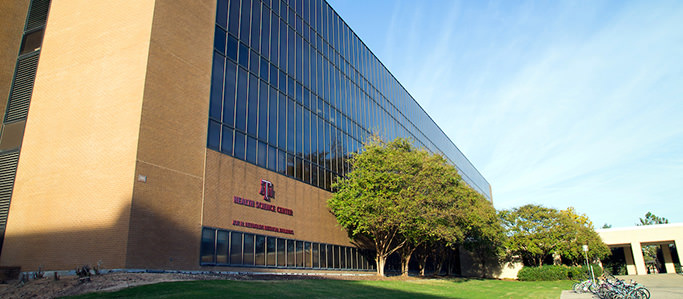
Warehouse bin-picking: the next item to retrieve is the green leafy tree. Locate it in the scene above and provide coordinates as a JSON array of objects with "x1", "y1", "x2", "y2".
[
  {"x1": 602, "y1": 223, "x2": 612, "y2": 229},
  {"x1": 556, "y1": 207, "x2": 610, "y2": 265},
  {"x1": 500, "y1": 205, "x2": 608, "y2": 266},
  {"x1": 329, "y1": 136, "x2": 489, "y2": 276},
  {"x1": 328, "y1": 137, "x2": 424, "y2": 276},
  {"x1": 637, "y1": 212, "x2": 669, "y2": 226}
]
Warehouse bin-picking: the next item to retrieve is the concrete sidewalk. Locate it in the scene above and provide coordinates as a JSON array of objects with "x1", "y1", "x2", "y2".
[{"x1": 560, "y1": 274, "x2": 683, "y2": 299}]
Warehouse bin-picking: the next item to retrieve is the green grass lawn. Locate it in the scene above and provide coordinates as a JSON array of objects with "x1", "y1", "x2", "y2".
[{"x1": 65, "y1": 278, "x2": 573, "y2": 298}]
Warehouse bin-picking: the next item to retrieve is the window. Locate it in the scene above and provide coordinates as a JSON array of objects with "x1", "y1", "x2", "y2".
[
  {"x1": 216, "y1": 230, "x2": 229, "y2": 264},
  {"x1": 230, "y1": 231, "x2": 242, "y2": 264},
  {"x1": 243, "y1": 233, "x2": 255, "y2": 265},
  {"x1": 200, "y1": 228, "x2": 215, "y2": 264},
  {"x1": 266, "y1": 236, "x2": 276, "y2": 266}
]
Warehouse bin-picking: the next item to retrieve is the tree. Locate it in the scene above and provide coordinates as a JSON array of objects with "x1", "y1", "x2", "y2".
[
  {"x1": 637, "y1": 212, "x2": 669, "y2": 226},
  {"x1": 556, "y1": 207, "x2": 610, "y2": 265},
  {"x1": 500, "y1": 204, "x2": 608, "y2": 266},
  {"x1": 602, "y1": 224, "x2": 612, "y2": 229},
  {"x1": 328, "y1": 137, "x2": 425, "y2": 276},
  {"x1": 328, "y1": 136, "x2": 484, "y2": 276}
]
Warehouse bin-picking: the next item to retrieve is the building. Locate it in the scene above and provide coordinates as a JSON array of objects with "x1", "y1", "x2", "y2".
[
  {"x1": 597, "y1": 224, "x2": 683, "y2": 275},
  {"x1": 0, "y1": 0, "x2": 491, "y2": 273}
]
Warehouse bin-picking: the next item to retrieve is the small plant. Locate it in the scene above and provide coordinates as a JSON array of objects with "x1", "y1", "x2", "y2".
[
  {"x1": 93, "y1": 260, "x2": 103, "y2": 275},
  {"x1": 32, "y1": 265, "x2": 45, "y2": 279},
  {"x1": 76, "y1": 265, "x2": 92, "y2": 283}
]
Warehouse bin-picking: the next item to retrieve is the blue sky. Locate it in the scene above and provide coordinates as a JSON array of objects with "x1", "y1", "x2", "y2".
[{"x1": 328, "y1": 0, "x2": 683, "y2": 228}]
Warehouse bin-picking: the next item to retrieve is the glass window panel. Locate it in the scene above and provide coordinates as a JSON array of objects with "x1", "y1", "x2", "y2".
[
  {"x1": 210, "y1": 53, "x2": 225, "y2": 121},
  {"x1": 287, "y1": 98, "x2": 295, "y2": 152},
  {"x1": 234, "y1": 131, "x2": 246, "y2": 160},
  {"x1": 279, "y1": 70, "x2": 287, "y2": 93},
  {"x1": 240, "y1": 0, "x2": 251, "y2": 42},
  {"x1": 250, "y1": 0, "x2": 261, "y2": 50},
  {"x1": 287, "y1": 239, "x2": 295, "y2": 267},
  {"x1": 238, "y1": 42, "x2": 249, "y2": 68},
  {"x1": 221, "y1": 126, "x2": 233, "y2": 155},
  {"x1": 329, "y1": 245, "x2": 336, "y2": 269},
  {"x1": 258, "y1": 141, "x2": 267, "y2": 166},
  {"x1": 271, "y1": 0, "x2": 279, "y2": 15},
  {"x1": 268, "y1": 145, "x2": 277, "y2": 171},
  {"x1": 295, "y1": 157, "x2": 303, "y2": 181},
  {"x1": 312, "y1": 243, "x2": 319, "y2": 268},
  {"x1": 288, "y1": 76, "x2": 295, "y2": 99},
  {"x1": 214, "y1": 26, "x2": 226, "y2": 56},
  {"x1": 261, "y1": 7, "x2": 270, "y2": 57},
  {"x1": 227, "y1": 34, "x2": 239, "y2": 61},
  {"x1": 295, "y1": 104, "x2": 302, "y2": 156},
  {"x1": 303, "y1": 160, "x2": 310, "y2": 184},
  {"x1": 278, "y1": 93, "x2": 287, "y2": 149},
  {"x1": 208, "y1": 120, "x2": 220, "y2": 150},
  {"x1": 278, "y1": 148, "x2": 287, "y2": 174},
  {"x1": 288, "y1": 27, "x2": 295, "y2": 77},
  {"x1": 260, "y1": 57, "x2": 269, "y2": 81},
  {"x1": 286, "y1": 153, "x2": 295, "y2": 177},
  {"x1": 319, "y1": 243, "x2": 327, "y2": 268},
  {"x1": 266, "y1": 236, "x2": 276, "y2": 266},
  {"x1": 250, "y1": 49, "x2": 259, "y2": 73},
  {"x1": 243, "y1": 233, "x2": 254, "y2": 265},
  {"x1": 340, "y1": 246, "x2": 346, "y2": 269},
  {"x1": 269, "y1": 63, "x2": 278, "y2": 86},
  {"x1": 247, "y1": 74, "x2": 259, "y2": 136},
  {"x1": 200, "y1": 228, "x2": 215, "y2": 264},
  {"x1": 235, "y1": 67, "x2": 248, "y2": 131},
  {"x1": 277, "y1": 238, "x2": 286, "y2": 267},
  {"x1": 303, "y1": 108, "x2": 310, "y2": 157},
  {"x1": 223, "y1": 59, "x2": 237, "y2": 126},
  {"x1": 19, "y1": 28, "x2": 44, "y2": 56},
  {"x1": 270, "y1": 12, "x2": 279, "y2": 65},
  {"x1": 279, "y1": 19, "x2": 287, "y2": 70},
  {"x1": 246, "y1": 136, "x2": 257, "y2": 164},
  {"x1": 268, "y1": 87, "x2": 278, "y2": 144},
  {"x1": 255, "y1": 235, "x2": 266, "y2": 266},
  {"x1": 216, "y1": 0, "x2": 228, "y2": 28},
  {"x1": 296, "y1": 240, "x2": 304, "y2": 268},
  {"x1": 216, "y1": 230, "x2": 229, "y2": 264},
  {"x1": 258, "y1": 80, "x2": 268, "y2": 141},
  {"x1": 230, "y1": 231, "x2": 243, "y2": 264},
  {"x1": 228, "y1": 0, "x2": 240, "y2": 36},
  {"x1": 304, "y1": 242, "x2": 311, "y2": 268}
]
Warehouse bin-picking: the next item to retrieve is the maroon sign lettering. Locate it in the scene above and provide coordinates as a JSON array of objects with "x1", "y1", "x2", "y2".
[
  {"x1": 259, "y1": 179, "x2": 275, "y2": 201},
  {"x1": 232, "y1": 219, "x2": 294, "y2": 235}
]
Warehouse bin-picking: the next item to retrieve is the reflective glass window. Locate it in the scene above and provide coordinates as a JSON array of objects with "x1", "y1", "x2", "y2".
[
  {"x1": 277, "y1": 238, "x2": 286, "y2": 266},
  {"x1": 207, "y1": 120, "x2": 220, "y2": 150},
  {"x1": 286, "y1": 239, "x2": 295, "y2": 267},
  {"x1": 230, "y1": 232, "x2": 243, "y2": 264},
  {"x1": 258, "y1": 80, "x2": 268, "y2": 141},
  {"x1": 216, "y1": 0, "x2": 228, "y2": 28},
  {"x1": 228, "y1": 0, "x2": 240, "y2": 36},
  {"x1": 200, "y1": 228, "x2": 215, "y2": 264},
  {"x1": 221, "y1": 126, "x2": 233, "y2": 155},
  {"x1": 214, "y1": 26, "x2": 226, "y2": 55},
  {"x1": 304, "y1": 242, "x2": 311, "y2": 268},
  {"x1": 312, "y1": 243, "x2": 319, "y2": 268},
  {"x1": 296, "y1": 240, "x2": 304, "y2": 267},
  {"x1": 234, "y1": 131, "x2": 246, "y2": 160},
  {"x1": 258, "y1": 141, "x2": 267, "y2": 166},
  {"x1": 255, "y1": 235, "x2": 266, "y2": 266},
  {"x1": 216, "y1": 230, "x2": 229, "y2": 264},
  {"x1": 243, "y1": 233, "x2": 254, "y2": 265},
  {"x1": 210, "y1": 53, "x2": 225, "y2": 121},
  {"x1": 266, "y1": 236, "x2": 276, "y2": 266},
  {"x1": 268, "y1": 87, "x2": 278, "y2": 145},
  {"x1": 250, "y1": 0, "x2": 260, "y2": 50},
  {"x1": 246, "y1": 136, "x2": 257, "y2": 164},
  {"x1": 223, "y1": 59, "x2": 237, "y2": 127},
  {"x1": 240, "y1": 0, "x2": 251, "y2": 42},
  {"x1": 235, "y1": 68, "x2": 248, "y2": 131}
]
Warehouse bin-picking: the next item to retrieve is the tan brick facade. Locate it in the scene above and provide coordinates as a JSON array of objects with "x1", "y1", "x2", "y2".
[{"x1": 0, "y1": 0, "x2": 352, "y2": 272}]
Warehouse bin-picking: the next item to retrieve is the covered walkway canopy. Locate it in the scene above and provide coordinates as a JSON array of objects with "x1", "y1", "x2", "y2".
[{"x1": 597, "y1": 223, "x2": 683, "y2": 275}]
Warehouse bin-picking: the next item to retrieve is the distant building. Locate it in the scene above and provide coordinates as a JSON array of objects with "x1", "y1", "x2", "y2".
[{"x1": 0, "y1": 0, "x2": 491, "y2": 273}]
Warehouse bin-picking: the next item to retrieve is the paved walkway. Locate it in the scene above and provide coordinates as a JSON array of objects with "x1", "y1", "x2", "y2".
[{"x1": 560, "y1": 274, "x2": 683, "y2": 299}]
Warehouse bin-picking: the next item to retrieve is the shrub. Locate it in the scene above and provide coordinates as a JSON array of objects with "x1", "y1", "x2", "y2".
[
  {"x1": 518, "y1": 265, "x2": 569, "y2": 281},
  {"x1": 518, "y1": 264, "x2": 603, "y2": 281}
]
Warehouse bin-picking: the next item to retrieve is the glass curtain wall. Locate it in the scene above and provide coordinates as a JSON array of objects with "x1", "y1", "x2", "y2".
[{"x1": 208, "y1": 0, "x2": 491, "y2": 200}]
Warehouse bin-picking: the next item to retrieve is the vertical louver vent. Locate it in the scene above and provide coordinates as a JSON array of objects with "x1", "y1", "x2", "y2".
[
  {"x1": 25, "y1": 0, "x2": 50, "y2": 31},
  {"x1": 0, "y1": 151, "x2": 20, "y2": 240},
  {"x1": 5, "y1": 54, "x2": 39, "y2": 123}
]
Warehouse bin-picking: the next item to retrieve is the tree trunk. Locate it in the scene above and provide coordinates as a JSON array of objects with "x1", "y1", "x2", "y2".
[
  {"x1": 418, "y1": 254, "x2": 428, "y2": 276},
  {"x1": 399, "y1": 245, "x2": 416, "y2": 277},
  {"x1": 376, "y1": 255, "x2": 387, "y2": 276}
]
